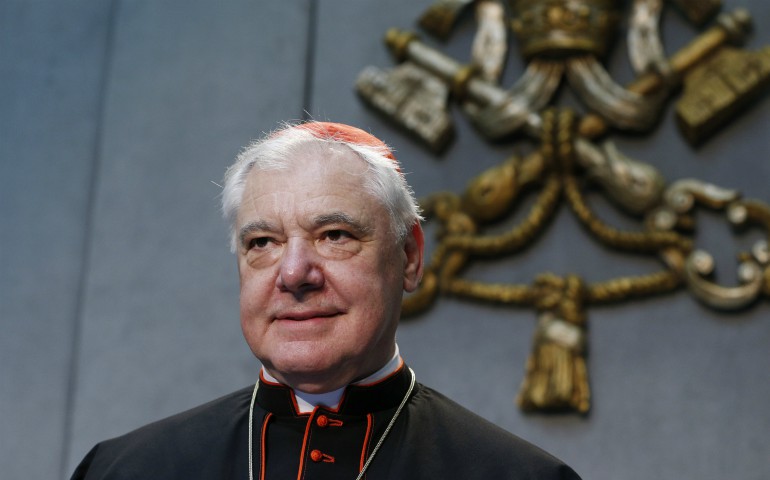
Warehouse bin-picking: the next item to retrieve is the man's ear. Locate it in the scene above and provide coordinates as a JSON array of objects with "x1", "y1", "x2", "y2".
[{"x1": 403, "y1": 223, "x2": 424, "y2": 292}]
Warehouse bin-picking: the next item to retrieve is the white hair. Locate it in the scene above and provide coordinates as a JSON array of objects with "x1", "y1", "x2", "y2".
[{"x1": 221, "y1": 124, "x2": 422, "y2": 252}]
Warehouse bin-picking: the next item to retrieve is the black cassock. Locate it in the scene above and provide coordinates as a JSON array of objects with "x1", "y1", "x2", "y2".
[{"x1": 72, "y1": 365, "x2": 581, "y2": 479}]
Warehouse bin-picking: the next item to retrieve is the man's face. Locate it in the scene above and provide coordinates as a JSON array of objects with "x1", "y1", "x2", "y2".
[{"x1": 235, "y1": 147, "x2": 422, "y2": 393}]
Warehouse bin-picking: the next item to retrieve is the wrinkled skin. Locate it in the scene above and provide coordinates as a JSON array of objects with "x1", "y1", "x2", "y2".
[{"x1": 235, "y1": 148, "x2": 423, "y2": 393}]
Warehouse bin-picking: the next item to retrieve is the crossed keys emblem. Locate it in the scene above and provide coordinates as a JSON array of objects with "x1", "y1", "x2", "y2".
[{"x1": 356, "y1": 0, "x2": 770, "y2": 414}]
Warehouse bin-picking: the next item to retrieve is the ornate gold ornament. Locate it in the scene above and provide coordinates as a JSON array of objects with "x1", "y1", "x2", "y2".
[{"x1": 356, "y1": 0, "x2": 770, "y2": 414}]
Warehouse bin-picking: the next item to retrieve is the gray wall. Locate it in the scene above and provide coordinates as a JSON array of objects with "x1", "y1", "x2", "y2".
[{"x1": 2, "y1": 1, "x2": 769, "y2": 479}]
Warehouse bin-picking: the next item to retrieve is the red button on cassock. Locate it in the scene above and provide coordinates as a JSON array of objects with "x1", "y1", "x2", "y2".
[
  {"x1": 316, "y1": 415, "x2": 329, "y2": 427},
  {"x1": 310, "y1": 449, "x2": 323, "y2": 462}
]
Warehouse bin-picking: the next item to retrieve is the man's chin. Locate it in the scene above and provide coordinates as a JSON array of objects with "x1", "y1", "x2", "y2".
[{"x1": 263, "y1": 358, "x2": 353, "y2": 392}]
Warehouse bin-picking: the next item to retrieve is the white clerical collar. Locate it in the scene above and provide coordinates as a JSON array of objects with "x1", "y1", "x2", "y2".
[{"x1": 261, "y1": 344, "x2": 403, "y2": 414}]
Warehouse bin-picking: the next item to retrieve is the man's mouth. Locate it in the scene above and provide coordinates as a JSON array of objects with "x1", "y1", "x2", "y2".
[{"x1": 274, "y1": 310, "x2": 342, "y2": 321}]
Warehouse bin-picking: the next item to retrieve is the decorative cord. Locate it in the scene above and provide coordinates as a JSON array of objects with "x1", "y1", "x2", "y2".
[{"x1": 355, "y1": 367, "x2": 416, "y2": 480}]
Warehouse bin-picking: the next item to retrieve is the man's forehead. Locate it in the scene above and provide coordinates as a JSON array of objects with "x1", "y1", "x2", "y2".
[
  {"x1": 238, "y1": 209, "x2": 374, "y2": 237},
  {"x1": 238, "y1": 193, "x2": 380, "y2": 222},
  {"x1": 236, "y1": 149, "x2": 389, "y2": 218},
  {"x1": 238, "y1": 176, "x2": 384, "y2": 223}
]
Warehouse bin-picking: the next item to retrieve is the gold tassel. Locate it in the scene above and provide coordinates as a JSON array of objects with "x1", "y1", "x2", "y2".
[{"x1": 517, "y1": 275, "x2": 591, "y2": 414}]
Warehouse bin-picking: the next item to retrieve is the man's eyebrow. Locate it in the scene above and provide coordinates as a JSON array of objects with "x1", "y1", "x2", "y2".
[
  {"x1": 313, "y1": 212, "x2": 373, "y2": 235},
  {"x1": 238, "y1": 220, "x2": 275, "y2": 246}
]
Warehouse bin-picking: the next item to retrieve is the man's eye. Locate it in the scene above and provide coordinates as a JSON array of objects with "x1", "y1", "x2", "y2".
[
  {"x1": 324, "y1": 230, "x2": 351, "y2": 242},
  {"x1": 248, "y1": 237, "x2": 270, "y2": 249}
]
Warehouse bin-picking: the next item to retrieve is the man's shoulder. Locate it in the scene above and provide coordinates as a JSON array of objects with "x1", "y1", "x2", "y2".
[
  {"x1": 404, "y1": 384, "x2": 581, "y2": 479},
  {"x1": 108, "y1": 385, "x2": 253, "y2": 444},
  {"x1": 408, "y1": 384, "x2": 535, "y2": 449},
  {"x1": 71, "y1": 386, "x2": 254, "y2": 479}
]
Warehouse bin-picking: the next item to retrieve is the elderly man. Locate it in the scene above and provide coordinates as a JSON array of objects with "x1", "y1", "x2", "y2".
[{"x1": 72, "y1": 122, "x2": 581, "y2": 479}]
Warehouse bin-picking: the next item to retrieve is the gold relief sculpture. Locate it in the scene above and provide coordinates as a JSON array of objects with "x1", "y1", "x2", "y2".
[
  {"x1": 355, "y1": 0, "x2": 770, "y2": 413},
  {"x1": 676, "y1": 46, "x2": 770, "y2": 145},
  {"x1": 509, "y1": 0, "x2": 620, "y2": 59}
]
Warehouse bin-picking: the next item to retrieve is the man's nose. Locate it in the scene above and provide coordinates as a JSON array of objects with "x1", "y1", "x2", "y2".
[{"x1": 276, "y1": 238, "x2": 324, "y2": 296}]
